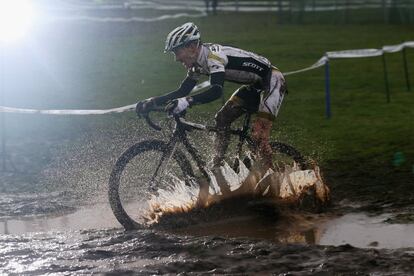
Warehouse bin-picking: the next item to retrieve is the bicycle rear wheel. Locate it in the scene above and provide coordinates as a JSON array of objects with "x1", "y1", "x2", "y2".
[
  {"x1": 108, "y1": 139, "x2": 194, "y2": 230},
  {"x1": 235, "y1": 140, "x2": 307, "y2": 171},
  {"x1": 270, "y1": 141, "x2": 329, "y2": 211},
  {"x1": 270, "y1": 141, "x2": 308, "y2": 170}
]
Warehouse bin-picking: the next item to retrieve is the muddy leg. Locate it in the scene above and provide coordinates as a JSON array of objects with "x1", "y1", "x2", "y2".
[
  {"x1": 213, "y1": 101, "x2": 244, "y2": 194},
  {"x1": 213, "y1": 100, "x2": 245, "y2": 167},
  {"x1": 251, "y1": 117, "x2": 273, "y2": 170}
]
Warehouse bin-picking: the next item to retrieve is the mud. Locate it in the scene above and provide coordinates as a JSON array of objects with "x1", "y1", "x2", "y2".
[
  {"x1": 1, "y1": 185, "x2": 414, "y2": 275},
  {"x1": 1, "y1": 217, "x2": 414, "y2": 275},
  {"x1": 1, "y1": 123, "x2": 412, "y2": 274},
  {"x1": 1, "y1": 137, "x2": 413, "y2": 275}
]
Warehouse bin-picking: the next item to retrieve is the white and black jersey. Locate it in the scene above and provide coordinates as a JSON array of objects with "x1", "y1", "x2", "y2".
[
  {"x1": 189, "y1": 43, "x2": 273, "y2": 88},
  {"x1": 154, "y1": 43, "x2": 279, "y2": 106}
]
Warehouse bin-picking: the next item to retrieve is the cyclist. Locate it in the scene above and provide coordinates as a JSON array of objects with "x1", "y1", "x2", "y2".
[{"x1": 136, "y1": 22, "x2": 287, "y2": 170}]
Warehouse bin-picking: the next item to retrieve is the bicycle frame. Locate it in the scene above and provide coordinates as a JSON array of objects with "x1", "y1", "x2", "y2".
[{"x1": 148, "y1": 112, "x2": 255, "y2": 185}]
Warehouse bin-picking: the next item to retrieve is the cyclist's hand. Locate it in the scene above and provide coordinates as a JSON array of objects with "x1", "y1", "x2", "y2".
[
  {"x1": 136, "y1": 97, "x2": 156, "y2": 117},
  {"x1": 165, "y1": 97, "x2": 191, "y2": 116}
]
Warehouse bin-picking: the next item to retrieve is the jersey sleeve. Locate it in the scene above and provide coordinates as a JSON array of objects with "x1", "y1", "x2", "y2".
[
  {"x1": 187, "y1": 67, "x2": 202, "y2": 81},
  {"x1": 154, "y1": 76, "x2": 197, "y2": 105},
  {"x1": 207, "y1": 48, "x2": 226, "y2": 74}
]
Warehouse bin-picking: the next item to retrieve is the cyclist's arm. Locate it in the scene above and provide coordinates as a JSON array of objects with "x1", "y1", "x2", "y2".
[
  {"x1": 189, "y1": 72, "x2": 225, "y2": 104},
  {"x1": 153, "y1": 77, "x2": 197, "y2": 105}
]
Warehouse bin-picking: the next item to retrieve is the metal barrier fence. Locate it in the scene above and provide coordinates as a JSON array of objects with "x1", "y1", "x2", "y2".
[
  {"x1": 205, "y1": 0, "x2": 414, "y2": 23},
  {"x1": 52, "y1": 0, "x2": 414, "y2": 24}
]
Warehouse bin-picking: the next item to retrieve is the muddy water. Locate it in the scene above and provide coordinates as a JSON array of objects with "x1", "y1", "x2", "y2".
[
  {"x1": 319, "y1": 213, "x2": 414, "y2": 249},
  {"x1": 1, "y1": 194, "x2": 414, "y2": 275},
  {"x1": 0, "y1": 204, "x2": 118, "y2": 235},
  {"x1": 0, "y1": 162, "x2": 412, "y2": 274},
  {"x1": 2, "y1": 202, "x2": 414, "y2": 249}
]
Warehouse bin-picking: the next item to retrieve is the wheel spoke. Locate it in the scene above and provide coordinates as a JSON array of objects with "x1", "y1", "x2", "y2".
[{"x1": 108, "y1": 140, "x2": 194, "y2": 229}]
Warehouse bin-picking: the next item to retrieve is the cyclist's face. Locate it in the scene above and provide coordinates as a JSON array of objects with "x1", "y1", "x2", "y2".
[{"x1": 173, "y1": 44, "x2": 198, "y2": 69}]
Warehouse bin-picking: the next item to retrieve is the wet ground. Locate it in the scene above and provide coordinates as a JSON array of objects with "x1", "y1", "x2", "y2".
[
  {"x1": 1, "y1": 190, "x2": 414, "y2": 275},
  {"x1": 1, "y1": 118, "x2": 412, "y2": 275},
  {"x1": 1, "y1": 120, "x2": 412, "y2": 274}
]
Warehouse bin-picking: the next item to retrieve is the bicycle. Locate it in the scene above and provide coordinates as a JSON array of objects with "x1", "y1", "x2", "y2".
[{"x1": 108, "y1": 109, "x2": 308, "y2": 230}]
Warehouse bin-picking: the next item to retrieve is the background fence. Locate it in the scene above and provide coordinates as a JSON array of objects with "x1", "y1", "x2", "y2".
[
  {"x1": 47, "y1": 0, "x2": 414, "y2": 24},
  {"x1": 194, "y1": 0, "x2": 414, "y2": 24}
]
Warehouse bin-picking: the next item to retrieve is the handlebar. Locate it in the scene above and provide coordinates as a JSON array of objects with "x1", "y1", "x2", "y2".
[
  {"x1": 143, "y1": 113, "x2": 162, "y2": 131},
  {"x1": 141, "y1": 108, "x2": 214, "y2": 132},
  {"x1": 140, "y1": 106, "x2": 164, "y2": 131},
  {"x1": 141, "y1": 109, "x2": 247, "y2": 138}
]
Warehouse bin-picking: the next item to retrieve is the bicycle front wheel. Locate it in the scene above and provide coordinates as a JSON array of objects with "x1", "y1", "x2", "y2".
[{"x1": 108, "y1": 139, "x2": 194, "y2": 230}]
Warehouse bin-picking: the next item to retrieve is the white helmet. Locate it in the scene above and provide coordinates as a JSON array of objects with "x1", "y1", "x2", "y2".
[{"x1": 164, "y1": 22, "x2": 200, "y2": 52}]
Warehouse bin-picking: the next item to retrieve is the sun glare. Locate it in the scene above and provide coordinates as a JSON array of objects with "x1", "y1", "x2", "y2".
[{"x1": 0, "y1": 0, "x2": 35, "y2": 43}]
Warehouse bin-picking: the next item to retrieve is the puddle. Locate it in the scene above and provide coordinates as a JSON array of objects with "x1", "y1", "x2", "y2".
[
  {"x1": 318, "y1": 213, "x2": 414, "y2": 249},
  {"x1": 174, "y1": 212, "x2": 414, "y2": 249},
  {"x1": 0, "y1": 204, "x2": 119, "y2": 235},
  {"x1": 2, "y1": 204, "x2": 413, "y2": 250}
]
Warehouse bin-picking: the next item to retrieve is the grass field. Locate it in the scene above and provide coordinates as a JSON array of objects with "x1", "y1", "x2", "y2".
[{"x1": 3, "y1": 11, "x2": 414, "y2": 203}]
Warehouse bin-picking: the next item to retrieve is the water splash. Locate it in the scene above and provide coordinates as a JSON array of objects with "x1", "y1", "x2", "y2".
[
  {"x1": 144, "y1": 175, "x2": 200, "y2": 224},
  {"x1": 143, "y1": 159, "x2": 330, "y2": 226}
]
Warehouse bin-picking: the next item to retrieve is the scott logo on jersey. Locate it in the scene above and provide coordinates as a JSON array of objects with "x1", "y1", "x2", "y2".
[{"x1": 242, "y1": 61, "x2": 265, "y2": 72}]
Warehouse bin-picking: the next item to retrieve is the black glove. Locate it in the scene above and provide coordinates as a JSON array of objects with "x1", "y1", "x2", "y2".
[{"x1": 135, "y1": 97, "x2": 156, "y2": 117}]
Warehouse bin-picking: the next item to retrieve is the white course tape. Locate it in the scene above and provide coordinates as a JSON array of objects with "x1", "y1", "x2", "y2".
[
  {"x1": 53, "y1": 0, "x2": 408, "y2": 13},
  {"x1": 326, "y1": 48, "x2": 383, "y2": 58},
  {"x1": 326, "y1": 41, "x2": 414, "y2": 59},
  {"x1": 44, "y1": 1, "x2": 207, "y2": 23},
  {"x1": 0, "y1": 104, "x2": 136, "y2": 115},
  {"x1": 51, "y1": 12, "x2": 206, "y2": 23},
  {"x1": 284, "y1": 56, "x2": 329, "y2": 76},
  {"x1": 47, "y1": 0, "x2": 206, "y2": 11},
  {"x1": 1, "y1": 41, "x2": 413, "y2": 115},
  {"x1": 50, "y1": 0, "x2": 398, "y2": 23},
  {"x1": 0, "y1": 78, "x2": 211, "y2": 115}
]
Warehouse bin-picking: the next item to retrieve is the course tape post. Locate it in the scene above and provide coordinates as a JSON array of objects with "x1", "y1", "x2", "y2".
[{"x1": 1, "y1": 42, "x2": 413, "y2": 115}]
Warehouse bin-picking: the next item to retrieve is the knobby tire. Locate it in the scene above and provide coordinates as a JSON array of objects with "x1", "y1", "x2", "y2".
[{"x1": 108, "y1": 139, "x2": 193, "y2": 230}]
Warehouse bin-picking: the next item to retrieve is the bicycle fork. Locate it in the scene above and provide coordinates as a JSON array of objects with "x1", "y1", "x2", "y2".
[{"x1": 150, "y1": 137, "x2": 179, "y2": 192}]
